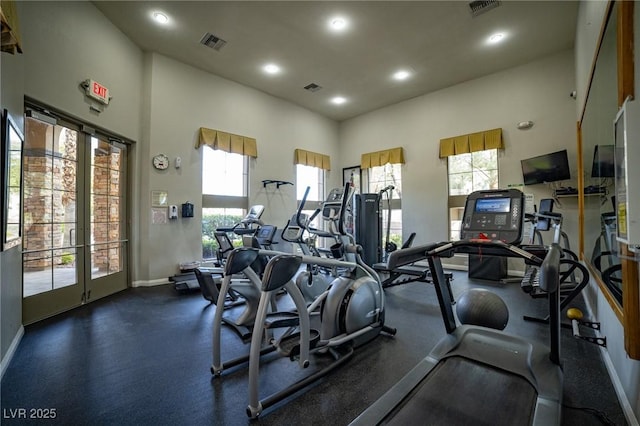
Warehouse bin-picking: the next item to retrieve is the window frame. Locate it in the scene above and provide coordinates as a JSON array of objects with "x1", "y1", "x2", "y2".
[
  {"x1": 447, "y1": 149, "x2": 499, "y2": 240},
  {"x1": 201, "y1": 148, "x2": 250, "y2": 260},
  {"x1": 295, "y1": 163, "x2": 326, "y2": 230},
  {"x1": 364, "y1": 163, "x2": 403, "y2": 247}
]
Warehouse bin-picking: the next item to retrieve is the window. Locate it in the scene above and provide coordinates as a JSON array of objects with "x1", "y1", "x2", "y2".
[
  {"x1": 364, "y1": 163, "x2": 403, "y2": 249},
  {"x1": 296, "y1": 164, "x2": 324, "y2": 203},
  {"x1": 202, "y1": 148, "x2": 248, "y2": 259},
  {"x1": 447, "y1": 149, "x2": 498, "y2": 240},
  {"x1": 296, "y1": 163, "x2": 325, "y2": 231},
  {"x1": 203, "y1": 148, "x2": 247, "y2": 196},
  {"x1": 202, "y1": 208, "x2": 245, "y2": 259}
]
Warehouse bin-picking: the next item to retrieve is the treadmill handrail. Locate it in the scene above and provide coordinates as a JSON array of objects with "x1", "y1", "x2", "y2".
[{"x1": 427, "y1": 240, "x2": 544, "y2": 265}]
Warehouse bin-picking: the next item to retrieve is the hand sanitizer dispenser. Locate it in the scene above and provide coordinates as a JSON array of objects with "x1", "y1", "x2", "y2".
[{"x1": 169, "y1": 205, "x2": 178, "y2": 220}]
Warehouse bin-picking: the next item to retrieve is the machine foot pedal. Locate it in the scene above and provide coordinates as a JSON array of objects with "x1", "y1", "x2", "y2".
[
  {"x1": 265, "y1": 311, "x2": 300, "y2": 329},
  {"x1": 276, "y1": 329, "x2": 320, "y2": 359}
]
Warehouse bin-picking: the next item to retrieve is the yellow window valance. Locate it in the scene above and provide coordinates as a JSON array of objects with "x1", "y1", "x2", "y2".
[
  {"x1": 439, "y1": 128, "x2": 503, "y2": 158},
  {"x1": 361, "y1": 147, "x2": 404, "y2": 169},
  {"x1": 1, "y1": 0, "x2": 23, "y2": 54},
  {"x1": 196, "y1": 127, "x2": 257, "y2": 158},
  {"x1": 294, "y1": 149, "x2": 331, "y2": 170}
]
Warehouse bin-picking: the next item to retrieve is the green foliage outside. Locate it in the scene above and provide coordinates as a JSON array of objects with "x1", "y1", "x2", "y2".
[
  {"x1": 448, "y1": 150, "x2": 498, "y2": 196},
  {"x1": 202, "y1": 212, "x2": 244, "y2": 259},
  {"x1": 388, "y1": 233, "x2": 402, "y2": 247}
]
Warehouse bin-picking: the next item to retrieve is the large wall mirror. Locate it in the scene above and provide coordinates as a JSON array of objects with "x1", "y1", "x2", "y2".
[
  {"x1": 1, "y1": 109, "x2": 24, "y2": 250},
  {"x1": 579, "y1": 1, "x2": 640, "y2": 358},
  {"x1": 581, "y1": 3, "x2": 620, "y2": 308}
]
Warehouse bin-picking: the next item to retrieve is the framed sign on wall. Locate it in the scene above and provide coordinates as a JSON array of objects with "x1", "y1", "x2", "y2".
[
  {"x1": 1, "y1": 109, "x2": 24, "y2": 250},
  {"x1": 343, "y1": 166, "x2": 361, "y2": 193}
]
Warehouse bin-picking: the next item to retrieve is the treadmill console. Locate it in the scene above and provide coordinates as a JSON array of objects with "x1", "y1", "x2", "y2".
[{"x1": 460, "y1": 189, "x2": 524, "y2": 245}]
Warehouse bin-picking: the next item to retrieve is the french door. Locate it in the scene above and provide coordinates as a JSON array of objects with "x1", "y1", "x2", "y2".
[{"x1": 22, "y1": 109, "x2": 129, "y2": 324}]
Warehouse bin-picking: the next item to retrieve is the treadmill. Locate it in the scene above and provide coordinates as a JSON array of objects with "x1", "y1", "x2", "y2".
[{"x1": 350, "y1": 189, "x2": 563, "y2": 426}]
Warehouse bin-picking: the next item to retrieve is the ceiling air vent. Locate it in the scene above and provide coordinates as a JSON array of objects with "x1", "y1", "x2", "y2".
[
  {"x1": 468, "y1": 0, "x2": 501, "y2": 17},
  {"x1": 199, "y1": 33, "x2": 227, "y2": 51},
  {"x1": 304, "y1": 83, "x2": 322, "y2": 93}
]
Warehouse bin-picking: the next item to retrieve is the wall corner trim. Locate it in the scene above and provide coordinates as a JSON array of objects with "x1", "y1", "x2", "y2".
[{"x1": 0, "y1": 325, "x2": 24, "y2": 381}]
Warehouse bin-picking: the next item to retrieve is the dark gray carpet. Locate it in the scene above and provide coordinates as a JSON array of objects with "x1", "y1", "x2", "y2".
[{"x1": 1, "y1": 271, "x2": 627, "y2": 425}]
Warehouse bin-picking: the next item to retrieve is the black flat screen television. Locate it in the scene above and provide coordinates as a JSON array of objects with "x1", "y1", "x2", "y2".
[
  {"x1": 521, "y1": 149, "x2": 571, "y2": 185},
  {"x1": 591, "y1": 144, "x2": 615, "y2": 178}
]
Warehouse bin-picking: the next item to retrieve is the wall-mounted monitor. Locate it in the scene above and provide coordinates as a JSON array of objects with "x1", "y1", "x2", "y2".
[
  {"x1": 591, "y1": 144, "x2": 615, "y2": 178},
  {"x1": 520, "y1": 149, "x2": 571, "y2": 185}
]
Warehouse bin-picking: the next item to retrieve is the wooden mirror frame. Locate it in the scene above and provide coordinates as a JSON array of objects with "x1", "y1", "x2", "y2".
[{"x1": 578, "y1": 1, "x2": 640, "y2": 359}]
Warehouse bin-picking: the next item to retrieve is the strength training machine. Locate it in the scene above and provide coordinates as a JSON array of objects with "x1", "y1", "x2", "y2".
[{"x1": 372, "y1": 241, "x2": 453, "y2": 295}]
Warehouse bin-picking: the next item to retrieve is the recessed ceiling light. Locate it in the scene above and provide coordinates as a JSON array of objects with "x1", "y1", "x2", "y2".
[
  {"x1": 329, "y1": 16, "x2": 348, "y2": 31},
  {"x1": 152, "y1": 11, "x2": 169, "y2": 25},
  {"x1": 393, "y1": 70, "x2": 411, "y2": 81},
  {"x1": 263, "y1": 63, "x2": 281, "y2": 74},
  {"x1": 331, "y1": 96, "x2": 347, "y2": 105},
  {"x1": 488, "y1": 32, "x2": 505, "y2": 44}
]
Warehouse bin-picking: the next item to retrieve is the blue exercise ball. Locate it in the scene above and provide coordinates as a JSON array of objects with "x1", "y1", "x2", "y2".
[{"x1": 456, "y1": 288, "x2": 509, "y2": 330}]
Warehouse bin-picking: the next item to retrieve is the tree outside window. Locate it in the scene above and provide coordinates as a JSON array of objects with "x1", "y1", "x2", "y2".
[
  {"x1": 365, "y1": 163, "x2": 403, "y2": 250},
  {"x1": 448, "y1": 149, "x2": 498, "y2": 240},
  {"x1": 202, "y1": 148, "x2": 248, "y2": 259}
]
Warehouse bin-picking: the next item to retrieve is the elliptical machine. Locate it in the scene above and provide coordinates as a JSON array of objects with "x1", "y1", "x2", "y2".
[
  {"x1": 244, "y1": 182, "x2": 396, "y2": 418},
  {"x1": 211, "y1": 183, "x2": 396, "y2": 418},
  {"x1": 281, "y1": 186, "x2": 338, "y2": 303}
]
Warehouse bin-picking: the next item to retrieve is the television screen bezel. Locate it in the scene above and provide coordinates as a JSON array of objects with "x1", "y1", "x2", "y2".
[{"x1": 520, "y1": 149, "x2": 571, "y2": 185}]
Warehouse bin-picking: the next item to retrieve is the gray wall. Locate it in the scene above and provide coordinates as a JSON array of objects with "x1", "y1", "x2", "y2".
[
  {"x1": 0, "y1": 3, "x2": 26, "y2": 370},
  {"x1": 139, "y1": 53, "x2": 339, "y2": 280},
  {"x1": 339, "y1": 50, "x2": 578, "y2": 249}
]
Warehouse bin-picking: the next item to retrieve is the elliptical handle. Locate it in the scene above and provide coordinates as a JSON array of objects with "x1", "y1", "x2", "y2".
[
  {"x1": 338, "y1": 181, "x2": 352, "y2": 236},
  {"x1": 308, "y1": 207, "x2": 321, "y2": 224},
  {"x1": 296, "y1": 186, "x2": 311, "y2": 228}
]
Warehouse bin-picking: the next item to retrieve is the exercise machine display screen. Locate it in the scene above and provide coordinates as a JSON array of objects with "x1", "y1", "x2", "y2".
[
  {"x1": 323, "y1": 187, "x2": 346, "y2": 220},
  {"x1": 474, "y1": 198, "x2": 511, "y2": 213},
  {"x1": 460, "y1": 189, "x2": 524, "y2": 245}
]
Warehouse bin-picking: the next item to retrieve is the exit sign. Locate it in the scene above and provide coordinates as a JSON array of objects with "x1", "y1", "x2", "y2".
[{"x1": 85, "y1": 79, "x2": 110, "y2": 105}]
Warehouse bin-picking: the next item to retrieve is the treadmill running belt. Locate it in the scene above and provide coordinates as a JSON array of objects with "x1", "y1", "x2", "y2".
[{"x1": 383, "y1": 356, "x2": 537, "y2": 426}]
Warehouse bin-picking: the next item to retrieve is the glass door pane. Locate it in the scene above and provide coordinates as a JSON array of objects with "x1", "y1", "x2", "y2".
[
  {"x1": 86, "y1": 137, "x2": 127, "y2": 300},
  {"x1": 22, "y1": 111, "x2": 129, "y2": 324},
  {"x1": 22, "y1": 116, "x2": 84, "y2": 323}
]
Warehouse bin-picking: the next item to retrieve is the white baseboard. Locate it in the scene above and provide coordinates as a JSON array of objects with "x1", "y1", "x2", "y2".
[
  {"x1": 598, "y1": 345, "x2": 640, "y2": 426},
  {"x1": 1, "y1": 325, "x2": 24, "y2": 381},
  {"x1": 131, "y1": 278, "x2": 171, "y2": 287},
  {"x1": 582, "y1": 289, "x2": 639, "y2": 426}
]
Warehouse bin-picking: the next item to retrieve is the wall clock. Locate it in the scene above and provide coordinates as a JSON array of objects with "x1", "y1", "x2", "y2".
[{"x1": 152, "y1": 153, "x2": 169, "y2": 170}]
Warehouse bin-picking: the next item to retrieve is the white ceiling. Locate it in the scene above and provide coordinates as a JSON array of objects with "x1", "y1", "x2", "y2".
[{"x1": 93, "y1": 1, "x2": 578, "y2": 121}]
